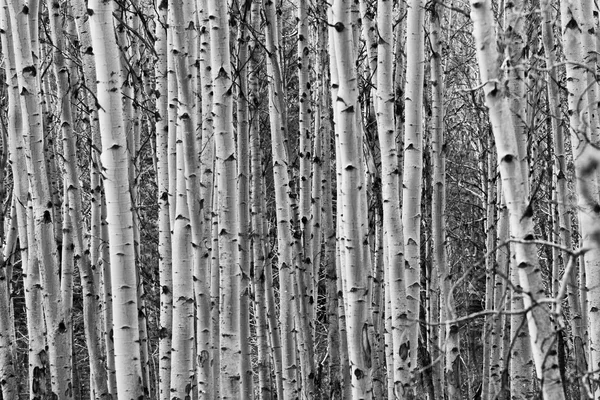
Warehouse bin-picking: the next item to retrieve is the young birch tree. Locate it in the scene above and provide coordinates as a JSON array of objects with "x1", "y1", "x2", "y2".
[
  {"x1": 6, "y1": 1, "x2": 73, "y2": 396},
  {"x1": 154, "y1": 0, "x2": 172, "y2": 397},
  {"x1": 195, "y1": 0, "x2": 215, "y2": 396},
  {"x1": 330, "y1": 0, "x2": 373, "y2": 396},
  {"x1": 402, "y1": 0, "x2": 426, "y2": 381},
  {"x1": 560, "y1": 1, "x2": 600, "y2": 393},
  {"x1": 207, "y1": 0, "x2": 241, "y2": 397},
  {"x1": 262, "y1": 0, "x2": 300, "y2": 396},
  {"x1": 169, "y1": 1, "x2": 197, "y2": 396},
  {"x1": 470, "y1": 0, "x2": 565, "y2": 398},
  {"x1": 88, "y1": 0, "x2": 144, "y2": 396},
  {"x1": 429, "y1": 2, "x2": 460, "y2": 399},
  {"x1": 376, "y1": 0, "x2": 410, "y2": 395}
]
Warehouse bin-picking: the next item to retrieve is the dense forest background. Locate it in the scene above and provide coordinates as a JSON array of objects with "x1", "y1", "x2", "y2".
[{"x1": 0, "y1": 0, "x2": 597, "y2": 399}]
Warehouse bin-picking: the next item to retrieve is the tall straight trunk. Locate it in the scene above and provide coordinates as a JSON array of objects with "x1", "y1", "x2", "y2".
[
  {"x1": 298, "y1": 0, "x2": 316, "y2": 331},
  {"x1": 0, "y1": 7, "x2": 20, "y2": 398},
  {"x1": 489, "y1": 187, "x2": 508, "y2": 399},
  {"x1": 116, "y1": 4, "x2": 151, "y2": 388},
  {"x1": 509, "y1": 242, "x2": 534, "y2": 400},
  {"x1": 323, "y1": 91, "x2": 341, "y2": 400},
  {"x1": 167, "y1": 9, "x2": 178, "y2": 227},
  {"x1": 169, "y1": 1, "x2": 197, "y2": 396},
  {"x1": 402, "y1": 0, "x2": 426, "y2": 382},
  {"x1": 0, "y1": 233, "x2": 16, "y2": 400},
  {"x1": 249, "y1": 11, "x2": 271, "y2": 393},
  {"x1": 482, "y1": 133, "x2": 496, "y2": 399},
  {"x1": 154, "y1": 0, "x2": 172, "y2": 397},
  {"x1": 262, "y1": 0, "x2": 299, "y2": 396},
  {"x1": 6, "y1": 1, "x2": 72, "y2": 396},
  {"x1": 328, "y1": 11, "x2": 351, "y2": 398},
  {"x1": 59, "y1": 187, "x2": 75, "y2": 398},
  {"x1": 66, "y1": 3, "x2": 112, "y2": 393},
  {"x1": 470, "y1": 1, "x2": 565, "y2": 398},
  {"x1": 196, "y1": 0, "x2": 215, "y2": 395},
  {"x1": 210, "y1": 188, "x2": 221, "y2": 399},
  {"x1": 99, "y1": 193, "x2": 118, "y2": 396},
  {"x1": 430, "y1": 2, "x2": 460, "y2": 399},
  {"x1": 235, "y1": 5, "x2": 253, "y2": 397},
  {"x1": 88, "y1": 0, "x2": 144, "y2": 396},
  {"x1": 561, "y1": 3, "x2": 600, "y2": 394},
  {"x1": 169, "y1": 103, "x2": 195, "y2": 399},
  {"x1": 0, "y1": 192, "x2": 15, "y2": 400},
  {"x1": 376, "y1": 0, "x2": 409, "y2": 395},
  {"x1": 330, "y1": 0, "x2": 373, "y2": 397},
  {"x1": 48, "y1": 3, "x2": 109, "y2": 397},
  {"x1": 541, "y1": 0, "x2": 586, "y2": 393},
  {"x1": 2, "y1": 10, "x2": 44, "y2": 396},
  {"x1": 207, "y1": 0, "x2": 241, "y2": 397},
  {"x1": 262, "y1": 191, "x2": 286, "y2": 400},
  {"x1": 296, "y1": 0, "x2": 318, "y2": 392}
]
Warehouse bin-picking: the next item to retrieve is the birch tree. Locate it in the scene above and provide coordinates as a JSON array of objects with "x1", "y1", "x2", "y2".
[
  {"x1": 402, "y1": 0, "x2": 426, "y2": 383},
  {"x1": 207, "y1": 0, "x2": 242, "y2": 397},
  {"x1": 331, "y1": 0, "x2": 373, "y2": 396},
  {"x1": 470, "y1": 0, "x2": 565, "y2": 397},
  {"x1": 88, "y1": 0, "x2": 144, "y2": 396},
  {"x1": 6, "y1": 1, "x2": 73, "y2": 396}
]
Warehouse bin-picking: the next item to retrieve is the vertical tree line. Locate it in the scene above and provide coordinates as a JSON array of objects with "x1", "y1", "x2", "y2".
[{"x1": 2, "y1": 0, "x2": 600, "y2": 399}]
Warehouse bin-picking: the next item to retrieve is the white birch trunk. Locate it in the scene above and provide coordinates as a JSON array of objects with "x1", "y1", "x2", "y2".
[
  {"x1": 6, "y1": 1, "x2": 72, "y2": 396},
  {"x1": 262, "y1": 0, "x2": 300, "y2": 396},
  {"x1": 207, "y1": 0, "x2": 241, "y2": 397},
  {"x1": 88, "y1": 0, "x2": 144, "y2": 396},
  {"x1": 376, "y1": 0, "x2": 410, "y2": 395},
  {"x1": 154, "y1": 0, "x2": 172, "y2": 397},
  {"x1": 402, "y1": 0, "x2": 426, "y2": 382},
  {"x1": 331, "y1": 0, "x2": 373, "y2": 396},
  {"x1": 195, "y1": 0, "x2": 215, "y2": 395},
  {"x1": 470, "y1": 0, "x2": 565, "y2": 397}
]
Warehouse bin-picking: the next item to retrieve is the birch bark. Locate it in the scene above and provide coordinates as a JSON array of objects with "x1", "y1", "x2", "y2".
[
  {"x1": 88, "y1": 0, "x2": 144, "y2": 396},
  {"x1": 470, "y1": 0, "x2": 565, "y2": 397}
]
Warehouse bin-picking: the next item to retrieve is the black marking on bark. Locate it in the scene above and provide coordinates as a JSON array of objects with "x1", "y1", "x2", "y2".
[
  {"x1": 334, "y1": 22, "x2": 344, "y2": 32},
  {"x1": 22, "y1": 5, "x2": 29, "y2": 14},
  {"x1": 501, "y1": 154, "x2": 514, "y2": 163},
  {"x1": 399, "y1": 342, "x2": 409, "y2": 360},
  {"x1": 522, "y1": 205, "x2": 533, "y2": 219},
  {"x1": 23, "y1": 65, "x2": 37, "y2": 77},
  {"x1": 43, "y1": 211, "x2": 52, "y2": 223},
  {"x1": 354, "y1": 368, "x2": 364, "y2": 379},
  {"x1": 362, "y1": 323, "x2": 372, "y2": 368},
  {"x1": 86, "y1": 8, "x2": 94, "y2": 16},
  {"x1": 565, "y1": 18, "x2": 579, "y2": 31}
]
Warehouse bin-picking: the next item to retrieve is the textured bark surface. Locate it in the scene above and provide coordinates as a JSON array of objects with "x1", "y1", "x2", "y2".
[
  {"x1": 88, "y1": 0, "x2": 144, "y2": 397},
  {"x1": 471, "y1": 0, "x2": 565, "y2": 398}
]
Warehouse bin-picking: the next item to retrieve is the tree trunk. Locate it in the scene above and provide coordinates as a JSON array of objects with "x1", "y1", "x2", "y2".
[
  {"x1": 88, "y1": 0, "x2": 144, "y2": 396},
  {"x1": 6, "y1": 1, "x2": 73, "y2": 396},
  {"x1": 470, "y1": 0, "x2": 565, "y2": 397}
]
